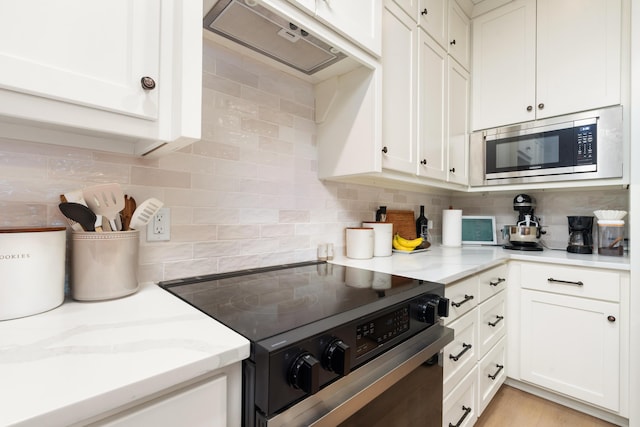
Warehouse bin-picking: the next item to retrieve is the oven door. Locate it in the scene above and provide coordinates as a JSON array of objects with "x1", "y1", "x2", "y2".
[{"x1": 263, "y1": 324, "x2": 454, "y2": 427}]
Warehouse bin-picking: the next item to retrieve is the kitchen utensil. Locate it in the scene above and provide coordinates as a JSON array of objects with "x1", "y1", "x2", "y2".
[
  {"x1": 83, "y1": 183, "x2": 125, "y2": 231},
  {"x1": 129, "y1": 197, "x2": 164, "y2": 230},
  {"x1": 59, "y1": 194, "x2": 84, "y2": 231},
  {"x1": 503, "y1": 195, "x2": 544, "y2": 251},
  {"x1": 120, "y1": 195, "x2": 137, "y2": 231},
  {"x1": 58, "y1": 202, "x2": 97, "y2": 232}
]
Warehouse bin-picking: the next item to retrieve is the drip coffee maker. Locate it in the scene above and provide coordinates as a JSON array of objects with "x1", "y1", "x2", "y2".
[{"x1": 567, "y1": 216, "x2": 594, "y2": 254}]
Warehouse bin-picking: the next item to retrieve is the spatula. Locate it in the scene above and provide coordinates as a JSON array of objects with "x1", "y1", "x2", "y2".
[
  {"x1": 83, "y1": 183, "x2": 125, "y2": 231},
  {"x1": 120, "y1": 195, "x2": 137, "y2": 231},
  {"x1": 129, "y1": 198, "x2": 164, "y2": 230},
  {"x1": 58, "y1": 202, "x2": 97, "y2": 232}
]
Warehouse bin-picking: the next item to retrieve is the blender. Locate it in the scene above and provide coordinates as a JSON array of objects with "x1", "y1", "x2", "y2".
[{"x1": 566, "y1": 216, "x2": 594, "y2": 254}]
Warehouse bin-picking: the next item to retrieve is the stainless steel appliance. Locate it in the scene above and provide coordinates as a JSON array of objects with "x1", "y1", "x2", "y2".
[
  {"x1": 160, "y1": 262, "x2": 453, "y2": 427},
  {"x1": 203, "y1": 0, "x2": 347, "y2": 75},
  {"x1": 567, "y1": 216, "x2": 594, "y2": 254},
  {"x1": 470, "y1": 106, "x2": 623, "y2": 186},
  {"x1": 502, "y1": 194, "x2": 544, "y2": 251}
]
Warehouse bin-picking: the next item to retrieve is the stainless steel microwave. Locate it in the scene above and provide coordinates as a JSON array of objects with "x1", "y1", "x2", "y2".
[{"x1": 469, "y1": 106, "x2": 623, "y2": 186}]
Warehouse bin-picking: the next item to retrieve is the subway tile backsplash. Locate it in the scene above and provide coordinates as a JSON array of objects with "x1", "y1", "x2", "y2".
[{"x1": 0, "y1": 39, "x2": 629, "y2": 284}]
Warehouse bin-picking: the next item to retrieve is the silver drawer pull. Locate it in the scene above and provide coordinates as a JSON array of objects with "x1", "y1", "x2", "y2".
[
  {"x1": 548, "y1": 277, "x2": 584, "y2": 286},
  {"x1": 451, "y1": 294, "x2": 474, "y2": 308},
  {"x1": 449, "y1": 343, "x2": 472, "y2": 362},
  {"x1": 489, "y1": 278, "x2": 506, "y2": 286},
  {"x1": 488, "y1": 364, "x2": 504, "y2": 380},
  {"x1": 488, "y1": 315, "x2": 504, "y2": 327}
]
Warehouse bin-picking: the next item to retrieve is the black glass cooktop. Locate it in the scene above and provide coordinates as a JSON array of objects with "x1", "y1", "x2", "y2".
[{"x1": 159, "y1": 261, "x2": 434, "y2": 343}]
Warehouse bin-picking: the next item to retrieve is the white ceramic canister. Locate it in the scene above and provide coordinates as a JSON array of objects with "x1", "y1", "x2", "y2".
[
  {"x1": 345, "y1": 227, "x2": 374, "y2": 259},
  {"x1": 362, "y1": 222, "x2": 393, "y2": 257},
  {"x1": 0, "y1": 227, "x2": 66, "y2": 321}
]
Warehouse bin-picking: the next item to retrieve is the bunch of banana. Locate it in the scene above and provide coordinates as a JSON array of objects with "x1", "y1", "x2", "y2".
[{"x1": 392, "y1": 234, "x2": 424, "y2": 251}]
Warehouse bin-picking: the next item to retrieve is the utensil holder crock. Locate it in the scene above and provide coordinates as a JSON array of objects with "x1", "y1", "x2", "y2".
[{"x1": 71, "y1": 230, "x2": 139, "y2": 301}]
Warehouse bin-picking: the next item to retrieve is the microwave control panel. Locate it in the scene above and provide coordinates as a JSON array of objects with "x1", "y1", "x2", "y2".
[{"x1": 575, "y1": 123, "x2": 597, "y2": 165}]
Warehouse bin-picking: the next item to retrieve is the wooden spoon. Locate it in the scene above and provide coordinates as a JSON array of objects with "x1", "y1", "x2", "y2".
[{"x1": 120, "y1": 195, "x2": 137, "y2": 231}]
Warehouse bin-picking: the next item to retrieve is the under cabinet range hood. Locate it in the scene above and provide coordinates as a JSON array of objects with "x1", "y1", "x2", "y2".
[{"x1": 203, "y1": 0, "x2": 347, "y2": 75}]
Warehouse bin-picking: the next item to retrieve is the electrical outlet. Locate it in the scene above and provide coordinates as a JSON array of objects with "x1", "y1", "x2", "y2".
[{"x1": 147, "y1": 207, "x2": 171, "y2": 242}]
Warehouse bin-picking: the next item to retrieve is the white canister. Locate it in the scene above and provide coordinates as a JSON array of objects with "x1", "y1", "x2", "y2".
[
  {"x1": 345, "y1": 227, "x2": 374, "y2": 259},
  {"x1": 362, "y1": 222, "x2": 393, "y2": 257},
  {"x1": 0, "y1": 227, "x2": 66, "y2": 321}
]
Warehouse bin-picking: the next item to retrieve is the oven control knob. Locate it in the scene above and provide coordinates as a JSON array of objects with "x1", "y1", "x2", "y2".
[
  {"x1": 288, "y1": 352, "x2": 320, "y2": 394},
  {"x1": 414, "y1": 295, "x2": 450, "y2": 323},
  {"x1": 323, "y1": 339, "x2": 351, "y2": 376}
]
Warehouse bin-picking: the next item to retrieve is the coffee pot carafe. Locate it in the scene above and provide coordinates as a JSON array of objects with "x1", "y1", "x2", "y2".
[{"x1": 567, "y1": 216, "x2": 594, "y2": 254}]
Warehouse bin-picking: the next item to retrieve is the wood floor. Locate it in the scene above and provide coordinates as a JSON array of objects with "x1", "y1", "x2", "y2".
[{"x1": 475, "y1": 385, "x2": 617, "y2": 427}]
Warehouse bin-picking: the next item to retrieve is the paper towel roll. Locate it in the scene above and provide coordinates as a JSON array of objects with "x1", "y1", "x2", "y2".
[
  {"x1": 442, "y1": 209, "x2": 463, "y2": 247},
  {"x1": 362, "y1": 222, "x2": 393, "y2": 257},
  {"x1": 346, "y1": 227, "x2": 374, "y2": 259}
]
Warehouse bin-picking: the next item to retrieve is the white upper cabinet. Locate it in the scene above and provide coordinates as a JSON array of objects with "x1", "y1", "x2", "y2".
[
  {"x1": 471, "y1": 0, "x2": 621, "y2": 131},
  {"x1": 447, "y1": 59, "x2": 469, "y2": 185},
  {"x1": 0, "y1": 0, "x2": 202, "y2": 156},
  {"x1": 418, "y1": 0, "x2": 448, "y2": 48},
  {"x1": 289, "y1": 0, "x2": 382, "y2": 56},
  {"x1": 0, "y1": 2, "x2": 159, "y2": 120},
  {"x1": 535, "y1": 0, "x2": 621, "y2": 119},
  {"x1": 417, "y1": 31, "x2": 447, "y2": 181},
  {"x1": 381, "y1": 1, "x2": 419, "y2": 173},
  {"x1": 448, "y1": 0, "x2": 470, "y2": 70},
  {"x1": 471, "y1": 0, "x2": 536, "y2": 130}
]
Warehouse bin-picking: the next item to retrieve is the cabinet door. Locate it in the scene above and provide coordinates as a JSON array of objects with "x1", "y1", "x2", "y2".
[
  {"x1": 471, "y1": 0, "x2": 536, "y2": 131},
  {"x1": 418, "y1": 0, "x2": 447, "y2": 48},
  {"x1": 0, "y1": 1, "x2": 159, "y2": 120},
  {"x1": 448, "y1": 1, "x2": 470, "y2": 71},
  {"x1": 417, "y1": 30, "x2": 447, "y2": 180},
  {"x1": 520, "y1": 289, "x2": 620, "y2": 411},
  {"x1": 381, "y1": 1, "x2": 418, "y2": 174},
  {"x1": 390, "y1": 0, "x2": 419, "y2": 21},
  {"x1": 95, "y1": 375, "x2": 227, "y2": 426},
  {"x1": 536, "y1": 0, "x2": 621, "y2": 119},
  {"x1": 447, "y1": 58, "x2": 469, "y2": 185},
  {"x1": 316, "y1": 0, "x2": 382, "y2": 56}
]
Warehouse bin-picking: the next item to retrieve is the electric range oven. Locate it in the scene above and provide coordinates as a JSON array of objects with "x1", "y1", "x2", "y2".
[{"x1": 159, "y1": 261, "x2": 453, "y2": 427}]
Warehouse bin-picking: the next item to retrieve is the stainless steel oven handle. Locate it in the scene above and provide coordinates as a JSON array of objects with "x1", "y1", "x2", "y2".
[{"x1": 266, "y1": 324, "x2": 454, "y2": 427}]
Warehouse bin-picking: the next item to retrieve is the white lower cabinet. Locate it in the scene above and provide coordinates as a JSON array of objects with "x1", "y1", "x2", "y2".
[
  {"x1": 85, "y1": 362, "x2": 242, "y2": 427},
  {"x1": 443, "y1": 366, "x2": 478, "y2": 427},
  {"x1": 513, "y1": 261, "x2": 629, "y2": 418},
  {"x1": 443, "y1": 264, "x2": 508, "y2": 424},
  {"x1": 478, "y1": 336, "x2": 506, "y2": 414}
]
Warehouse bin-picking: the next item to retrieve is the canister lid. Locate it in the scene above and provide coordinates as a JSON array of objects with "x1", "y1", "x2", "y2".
[{"x1": 0, "y1": 226, "x2": 66, "y2": 233}]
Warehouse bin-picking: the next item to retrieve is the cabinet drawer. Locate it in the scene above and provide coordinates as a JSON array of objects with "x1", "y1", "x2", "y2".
[
  {"x1": 478, "y1": 291, "x2": 506, "y2": 357},
  {"x1": 478, "y1": 336, "x2": 506, "y2": 415},
  {"x1": 520, "y1": 263, "x2": 620, "y2": 302},
  {"x1": 443, "y1": 308, "x2": 478, "y2": 397},
  {"x1": 442, "y1": 366, "x2": 478, "y2": 427},
  {"x1": 444, "y1": 275, "x2": 479, "y2": 325},
  {"x1": 478, "y1": 264, "x2": 508, "y2": 303}
]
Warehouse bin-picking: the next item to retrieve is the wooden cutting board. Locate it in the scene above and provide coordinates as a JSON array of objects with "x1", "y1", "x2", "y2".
[{"x1": 384, "y1": 210, "x2": 416, "y2": 240}]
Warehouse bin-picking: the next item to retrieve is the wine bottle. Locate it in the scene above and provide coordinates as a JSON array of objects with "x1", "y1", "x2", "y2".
[{"x1": 416, "y1": 205, "x2": 429, "y2": 240}]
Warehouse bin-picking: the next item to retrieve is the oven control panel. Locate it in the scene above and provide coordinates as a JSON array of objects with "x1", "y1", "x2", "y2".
[{"x1": 254, "y1": 292, "x2": 449, "y2": 418}]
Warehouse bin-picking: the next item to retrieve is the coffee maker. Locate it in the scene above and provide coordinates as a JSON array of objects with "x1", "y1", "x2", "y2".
[{"x1": 567, "y1": 216, "x2": 594, "y2": 254}]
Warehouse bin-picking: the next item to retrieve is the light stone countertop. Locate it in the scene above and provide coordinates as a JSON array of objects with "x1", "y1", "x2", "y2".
[
  {"x1": 329, "y1": 245, "x2": 630, "y2": 284},
  {"x1": 0, "y1": 282, "x2": 250, "y2": 427},
  {"x1": 0, "y1": 246, "x2": 629, "y2": 426}
]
